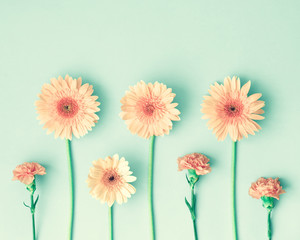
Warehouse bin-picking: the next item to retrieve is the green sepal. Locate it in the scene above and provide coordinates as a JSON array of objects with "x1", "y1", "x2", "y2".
[
  {"x1": 185, "y1": 197, "x2": 196, "y2": 220},
  {"x1": 26, "y1": 180, "x2": 36, "y2": 194},
  {"x1": 187, "y1": 169, "x2": 199, "y2": 186},
  {"x1": 261, "y1": 196, "x2": 274, "y2": 211}
]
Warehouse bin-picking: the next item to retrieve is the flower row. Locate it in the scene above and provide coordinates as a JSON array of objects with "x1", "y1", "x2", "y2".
[{"x1": 12, "y1": 75, "x2": 284, "y2": 240}]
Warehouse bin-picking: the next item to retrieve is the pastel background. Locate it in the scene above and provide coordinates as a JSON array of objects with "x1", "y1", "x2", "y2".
[{"x1": 1, "y1": 1, "x2": 299, "y2": 240}]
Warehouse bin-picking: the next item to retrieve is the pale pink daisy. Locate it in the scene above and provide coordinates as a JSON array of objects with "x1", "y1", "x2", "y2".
[
  {"x1": 12, "y1": 162, "x2": 46, "y2": 185},
  {"x1": 120, "y1": 80, "x2": 180, "y2": 139},
  {"x1": 35, "y1": 75, "x2": 100, "y2": 140},
  {"x1": 249, "y1": 177, "x2": 285, "y2": 200},
  {"x1": 201, "y1": 76, "x2": 265, "y2": 141},
  {"x1": 178, "y1": 153, "x2": 211, "y2": 175},
  {"x1": 87, "y1": 154, "x2": 136, "y2": 207}
]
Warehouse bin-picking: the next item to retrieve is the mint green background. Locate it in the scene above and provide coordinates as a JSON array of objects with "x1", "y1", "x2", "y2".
[{"x1": 1, "y1": 1, "x2": 299, "y2": 239}]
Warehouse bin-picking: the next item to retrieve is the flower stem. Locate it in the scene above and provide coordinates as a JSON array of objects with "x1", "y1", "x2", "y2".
[
  {"x1": 191, "y1": 185, "x2": 198, "y2": 240},
  {"x1": 66, "y1": 139, "x2": 75, "y2": 240},
  {"x1": 268, "y1": 210, "x2": 272, "y2": 240},
  {"x1": 148, "y1": 136, "x2": 156, "y2": 240},
  {"x1": 231, "y1": 140, "x2": 238, "y2": 240},
  {"x1": 109, "y1": 206, "x2": 113, "y2": 240},
  {"x1": 30, "y1": 193, "x2": 36, "y2": 240}
]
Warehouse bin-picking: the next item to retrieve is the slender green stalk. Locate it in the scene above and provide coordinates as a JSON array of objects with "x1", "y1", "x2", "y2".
[
  {"x1": 268, "y1": 210, "x2": 272, "y2": 240},
  {"x1": 30, "y1": 193, "x2": 36, "y2": 240},
  {"x1": 191, "y1": 185, "x2": 198, "y2": 240},
  {"x1": 109, "y1": 206, "x2": 113, "y2": 240},
  {"x1": 66, "y1": 139, "x2": 75, "y2": 240},
  {"x1": 148, "y1": 136, "x2": 156, "y2": 240},
  {"x1": 231, "y1": 141, "x2": 237, "y2": 240}
]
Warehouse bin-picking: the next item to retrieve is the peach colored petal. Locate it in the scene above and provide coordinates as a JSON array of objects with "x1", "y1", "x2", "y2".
[
  {"x1": 177, "y1": 153, "x2": 211, "y2": 176},
  {"x1": 120, "y1": 80, "x2": 180, "y2": 139},
  {"x1": 12, "y1": 162, "x2": 46, "y2": 185},
  {"x1": 201, "y1": 76, "x2": 264, "y2": 141},
  {"x1": 35, "y1": 75, "x2": 100, "y2": 140},
  {"x1": 249, "y1": 177, "x2": 285, "y2": 200},
  {"x1": 86, "y1": 155, "x2": 136, "y2": 206}
]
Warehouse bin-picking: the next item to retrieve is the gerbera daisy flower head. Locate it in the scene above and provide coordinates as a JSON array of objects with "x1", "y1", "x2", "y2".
[
  {"x1": 35, "y1": 75, "x2": 100, "y2": 140},
  {"x1": 12, "y1": 162, "x2": 46, "y2": 185},
  {"x1": 87, "y1": 154, "x2": 136, "y2": 207},
  {"x1": 201, "y1": 76, "x2": 265, "y2": 141},
  {"x1": 120, "y1": 80, "x2": 181, "y2": 139}
]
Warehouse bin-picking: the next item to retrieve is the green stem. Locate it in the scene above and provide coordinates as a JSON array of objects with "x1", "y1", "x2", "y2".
[
  {"x1": 30, "y1": 193, "x2": 36, "y2": 240},
  {"x1": 148, "y1": 136, "x2": 156, "y2": 240},
  {"x1": 268, "y1": 210, "x2": 272, "y2": 240},
  {"x1": 109, "y1": 206, "x2": 113, "y2": 240},
  {"x1": 191, "y1": 185, "x2": 198, "y2": 240},
  {"x1": 231, "y1": 141, "x2": 238, "y2": 240},
  {"x1": 66, "y1": 139, "x2": 75, "y2": 240}
]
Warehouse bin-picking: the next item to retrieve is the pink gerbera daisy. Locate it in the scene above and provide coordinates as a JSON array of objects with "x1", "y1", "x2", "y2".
[
  {"x1": 201, "y1": 76, "x2": 265, "y2": 141},
  {"x1": 120, "y1": 80, "x2": 180, "y2": 139},
  {"x1": 35, "y1": 75, "x2": 100, "y2": 140},
  {"x1": 87, "y1": 154, "x2": 136, "y2": 207}
]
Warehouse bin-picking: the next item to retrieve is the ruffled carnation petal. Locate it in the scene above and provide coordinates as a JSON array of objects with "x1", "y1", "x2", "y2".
[
  {"x1": 249, "y1": 177, "x2": 286, "y2": 200},
  {"x1": 177, "y1": 153, "x2": 211, "y2": 176},
  {"x1": 12, "y1": 162, "x2": 46, "y2": 185}
]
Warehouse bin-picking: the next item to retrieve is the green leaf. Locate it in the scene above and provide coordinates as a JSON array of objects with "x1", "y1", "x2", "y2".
[
  {"x1": 34, "y1": 195, "x2": 39, "y2": 207},
  {"x1": 185, "y1": 197, "x2": 192, "y2": 211},
  {"x1": 23, "y1": 202, "x2": 30, "y2": 208},
  {"x1": 185, "y1": 197, "x2": 196, "y2": 220},
  {"x1": 185, "y1": 174, "x2": 190, "y2": 184}
]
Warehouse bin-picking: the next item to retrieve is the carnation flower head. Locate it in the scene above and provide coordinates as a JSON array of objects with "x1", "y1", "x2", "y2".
[
  {"x1": 178, "y1": 153, "x2": 211, "y2": 175},
  {"x1": 35, "y1": 75, "x2": 100, "y2": 140},
  {"x1": 201, "y1": 76, "x2": 265, "y2": 141},
  {"x1": 87, "y1": 154, "x2": 136, "y2": 207},
  {"x1": 120, "y1": 80, "x2": 180, "y2": 139},
  {"x1": 249, "y1": 177, "x2": 285, "y2": 200},
  {"x1": 12, "y1": 162, "x2": 46, "y2": 185}
]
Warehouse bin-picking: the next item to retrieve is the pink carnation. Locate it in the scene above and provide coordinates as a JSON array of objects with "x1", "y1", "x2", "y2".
[
  {"x1": 177, "y1": 153, "x2": 211, "y2": 175},
  {"x1": 12, "y1": 162, "x2": 46, "y2": 185},
  {"x1": 249, "y1": 177, "x2": 285, "y2": 200}
]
